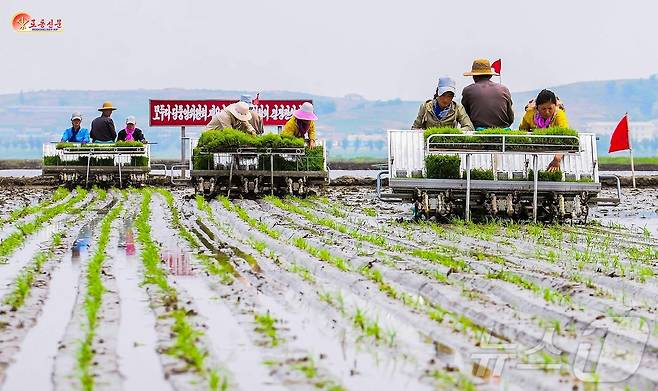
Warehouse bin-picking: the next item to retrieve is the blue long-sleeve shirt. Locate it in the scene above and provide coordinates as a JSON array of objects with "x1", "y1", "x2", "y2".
[{"x1": 60, "y1": 127, "x2": 90, "y2": 143}]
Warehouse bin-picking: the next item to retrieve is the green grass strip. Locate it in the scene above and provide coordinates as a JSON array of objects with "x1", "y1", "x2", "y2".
[
  {"x1": 3, "y1": 233, "x2": 62, "y2": 310},
  {"x1": 155, "y1": 189, "x2": 200, "y2": 247},
  {"x1": 269, "y1": 196, "x2": 466, "y2": 273},
  {"x1": 135, "y1": 189, "x2": 177, "y2": 303},
  {"x1": 218, "y1": 196, "x2": 281, "y2": 239},
  {"x1": 4, "y1": 187, "x2": 108, "y2": 310},
  {"x1": 254, "y1": 311, "x2": 282, "y2": 347},
  {"x1": 0, "y1": 187, "x2": 69, "y2": 227},
  {"x1": 430, "y1": 368, "x2": 477, "y2": 391},
  {"x1": 134, "y1": 189, "x2": 226, "y2": 390},
  {"x1": 486, "y1": 269, "x2": 572, "y2": 305},
  {"x1": 0, "y1": 188, "x2": 87, "y2": 259},
  {"x1": 219, "y1": 196, "x2": 349, "y2": 271},
  {"x1": 77, "y1": 198, "x2": 123, "y2": 391}
]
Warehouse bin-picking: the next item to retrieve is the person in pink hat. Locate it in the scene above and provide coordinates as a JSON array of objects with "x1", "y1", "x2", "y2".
[{"x1": 281, "y1": 102, "x2": 318, "y2": 147}]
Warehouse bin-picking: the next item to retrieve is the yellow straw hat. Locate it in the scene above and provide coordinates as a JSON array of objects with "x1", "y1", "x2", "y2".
[
  {"x1": 98, "y1": 101, "x2": 117, "y2": 111},
  {"x1": 463, "y1": 58, "x2": 498, "y2": 76}
]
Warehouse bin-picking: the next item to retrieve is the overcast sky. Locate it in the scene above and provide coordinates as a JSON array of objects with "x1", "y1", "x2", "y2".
[{"x1": 2, "y1": 0, "x2": 657, "y2": 100}]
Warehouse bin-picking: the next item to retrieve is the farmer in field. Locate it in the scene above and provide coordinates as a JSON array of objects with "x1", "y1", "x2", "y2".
[
  {"x1": 90, "y1": 101, "x2": 117, "y2": 143},
  {"x1": 117, "y1": 116, "x2": 147, "y2": 143},
  {"x1": 411, "y1": 76, "x2": 474, "y2": 131},
  {"x1": 206, "y1": 101, "x2": 257, "y2": 135},
  {"x1": 282, "y1": 102, "x2": 318, "y2": 148},
  {"x1": 461, "y1": 59, "x2": 514, "y2": 130},
  {"x1": 240, "y1": 94, "x2": 264, "y2": 134},
  {"x1": 60, "y1": 112, "x2": 90, "y2": 143},
  {"x1": 520, "y1": 89, "x2": 570, "y2": 172}
]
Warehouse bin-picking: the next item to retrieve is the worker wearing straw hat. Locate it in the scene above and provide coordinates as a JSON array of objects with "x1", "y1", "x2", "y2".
[
  {"x1": 206, "y1": 101, "x2": 257, "y2": 135},
  {"x1": 281, "y1": 102, "x2": 318, "y2": 147},
  {"x1": 461, "y1": 59, "x2": 514, "y2": 130},
  {"x1": 90, "y1": 101, "x2": 117, "y2": 143}
]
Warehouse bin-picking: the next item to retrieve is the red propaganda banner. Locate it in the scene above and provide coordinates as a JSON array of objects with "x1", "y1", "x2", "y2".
[{"x1": 149, "y1": 99, "x2": 312, "y2": 127}]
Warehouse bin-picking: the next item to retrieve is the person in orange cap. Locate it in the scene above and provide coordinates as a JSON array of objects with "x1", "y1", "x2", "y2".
[{"x1": 91, "y1": 101, "x2": 117, "y2": 143}]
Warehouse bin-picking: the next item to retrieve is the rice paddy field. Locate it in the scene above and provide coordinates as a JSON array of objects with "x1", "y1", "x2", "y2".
[{"x1": 0, "y1": 185, "x2": 656, "y2": 391}]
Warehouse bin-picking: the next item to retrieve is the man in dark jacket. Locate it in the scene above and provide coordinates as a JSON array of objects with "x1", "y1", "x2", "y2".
[
  {"x1": 117, "y1": 116, "x2": 147, "y2": 142},
  {"x1": 90, "y1": 101, "x2": 117, "y2": 143},
  {"x1": 461, "y1": 59, "x2": 514, "y2": 129}
]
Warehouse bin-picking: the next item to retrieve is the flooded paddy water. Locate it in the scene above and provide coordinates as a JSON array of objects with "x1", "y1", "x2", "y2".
[{"x1": 0, "y1": 185, "x2": 656, "y2": 390}]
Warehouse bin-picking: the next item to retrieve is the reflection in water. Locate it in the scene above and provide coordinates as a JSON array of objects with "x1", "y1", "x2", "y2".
[
  {"x1": 117, "y1": 219, "x2": 136, "y2": 256},
  {"x1": 125, "y1": 231, "x2": 136, "y2": 255},
  {"x1": 72, "y1": 222, "x2": 93, "y2": 260},
  {"x1": 162, "y1": 250, "x2": 193, "y2": 276}
]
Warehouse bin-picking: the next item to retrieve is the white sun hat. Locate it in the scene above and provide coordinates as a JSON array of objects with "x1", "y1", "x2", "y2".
[
  {"x1": 227, "y1": 101, "x2": 252, "y2": 122},
  {"x1": 125, "y1": 115, "x2": 137, "y2": 125}
]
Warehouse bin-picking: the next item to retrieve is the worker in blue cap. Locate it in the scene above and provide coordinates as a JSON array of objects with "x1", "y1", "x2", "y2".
[
  {"x1": 411, "y1": 76, "x2": 474, "y2": 131},
  {"x1": 60, "y1": 112, "x2": 91, "y2": 143}
]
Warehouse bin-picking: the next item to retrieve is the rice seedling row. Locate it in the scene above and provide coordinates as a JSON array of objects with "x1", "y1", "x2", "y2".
[
  {"x1": 0, "y1": 187, "x2": 70, "y2": 229},
  {"x1": 223, "y1": 199, "x2": 520, "y2": 386},
  {"x1": 253, "y1": 195, "x2": 658, "y2": 388},
  {"x1": 210, "y1": 197, "x2": 479, "y2": 389},
  {"x1": 133, "y1": 189, "x2": 226, "y2": 390},
  {"x1": 314, "y1": 196, "x2": 657, "y2": 312},
  {"x1": 194, "y1": 195, "x2": 459, "y2": 389},
  {"x1": 76, "y1": 197, "x2": 123, "y2": 390},
  {"x1": 0, "y1": 188, "x2": 87, "y2": 259},
  {"x1": 0, "y1": 190, "x2": 112, "y2": 388}
]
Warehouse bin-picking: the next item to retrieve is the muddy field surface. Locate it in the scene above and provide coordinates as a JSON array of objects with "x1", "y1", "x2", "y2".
[{"x1": 0, "y1": 186, "x2": 656, "y2": 391}]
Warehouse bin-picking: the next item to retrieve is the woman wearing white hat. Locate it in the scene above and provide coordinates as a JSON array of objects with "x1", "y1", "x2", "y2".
[
  {"x1": 206, "y1": 101, "x2": 257, "y2": 135},
  {"x1": 281, "y1": 102, "x2": 318, "y2": 147},
  {"x1": 412, "y1": 76, "x2": 474, "y2": 131},
  {"x1": 117, "y1": 116, "x2": 147, "y2": 143}
]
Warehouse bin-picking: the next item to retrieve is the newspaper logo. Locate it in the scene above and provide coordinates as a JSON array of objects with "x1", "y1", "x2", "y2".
[
  {"x1": 12, "y1": 12, "x2": 63, "y2": 32},
  {"x1": 470, "y1": 316, "x2": 651, "y2": 385}
]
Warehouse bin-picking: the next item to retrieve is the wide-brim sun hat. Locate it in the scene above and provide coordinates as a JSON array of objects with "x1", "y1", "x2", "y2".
[
  {"x1": 293, "y1": 102, "x2": 318, "y2": 121},
  {"x1": 227, "y1": 102, "x2": 252, "y2": 122},
  {"x1": 98, "y1": 101, "x2": 117, "y2": 111},
  {"x1": 71, "y1": 112, "x2": 82, "y2": 121},
  {"x1": 126, "y1": 115, "x2": 136, "y2": 125},
  {"x1": 437, "y1": 76, "x2": 456, "y2": 96},
  {"x1": 463, "y1": 58, "x2": 499, "y2": 76}
]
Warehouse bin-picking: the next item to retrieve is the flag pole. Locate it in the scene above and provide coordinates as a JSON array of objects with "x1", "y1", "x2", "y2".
[{"x1": 627, "y1": 112, "x2": 636, "y2": 188}]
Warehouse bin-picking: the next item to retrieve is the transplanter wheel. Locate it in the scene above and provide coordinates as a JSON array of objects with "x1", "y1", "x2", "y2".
[
  {"x1": 196, "y1": 177, "x2": 205, "y2": 194},
  {"x1": 413, "y1": 200, "x2": 424, "y2": 221}
]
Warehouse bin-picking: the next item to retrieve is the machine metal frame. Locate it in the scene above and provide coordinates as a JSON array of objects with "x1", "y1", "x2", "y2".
[
  {"x1": 190, "y1": 142, "x2": 329, "y2": 197},
  {"x1": 42, "y1": 143, "x2": 151, "y2": 187},
  {"x1": 387, "y1": 130, "x2": 612, "y2": 223}
]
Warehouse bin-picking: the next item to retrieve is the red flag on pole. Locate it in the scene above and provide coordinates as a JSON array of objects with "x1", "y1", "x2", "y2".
[
  {"x1": 608, "y1": 114, "x2": 630, "y2": 153},
  {"x1": 491, "y1": 59, "x2": 502, "y2": 74}
]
